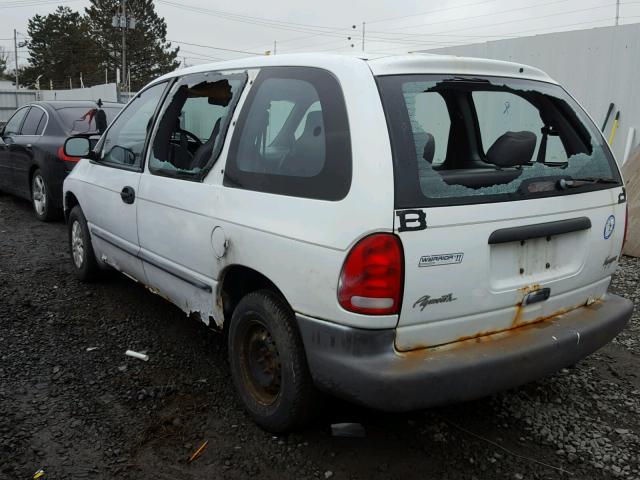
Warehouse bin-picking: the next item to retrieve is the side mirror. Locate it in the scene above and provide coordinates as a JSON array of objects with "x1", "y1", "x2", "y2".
[{"x1": 64, "y1": 137, "x2": 92, "y2": 158}]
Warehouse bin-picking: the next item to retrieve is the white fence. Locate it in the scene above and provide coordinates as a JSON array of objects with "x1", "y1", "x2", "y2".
[
  {"x1": 0, "y1": 83, "x2": 125, "y2": 124},
  {"x1": 0, "y1": 90, "x2": 38, "y2": 123}
]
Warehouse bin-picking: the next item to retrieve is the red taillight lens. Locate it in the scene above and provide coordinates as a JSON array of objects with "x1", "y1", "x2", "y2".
[
  {"x1": 58, "y1": 146, "x2": 80, "y2": 163},
  {"x1": 338, "y1": 233, "x2": 404, "y2": 315}
]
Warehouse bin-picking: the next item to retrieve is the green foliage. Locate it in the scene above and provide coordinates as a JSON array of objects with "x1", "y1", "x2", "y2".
[
  {"x1": 21, "y1": 2, "x2": 180, "y2": 90},
  {"x1": 21, "y1": 6, "x2": 101, "y2": 89},
  {"x1": 86, "y1": 0, "x2": 180, "y2": 90},
  {"x1": 0, "y1": 47, "x2": 9, "y2": 79}
]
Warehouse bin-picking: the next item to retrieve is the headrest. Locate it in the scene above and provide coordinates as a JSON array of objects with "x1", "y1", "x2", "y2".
[
  {"x1": 302, "y1": 110, "x2": 323, "y2": 137},
  {"x1": 422, "y1": 133, "x2": 435, "y2": 164},
  {"x1": 486, "y1": 131, "x2": 536, "y2": 168}
]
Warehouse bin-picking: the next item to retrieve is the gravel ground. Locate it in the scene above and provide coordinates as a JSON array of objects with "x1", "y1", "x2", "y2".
[{"x1": 0, "y1": 192, "x2": 638, "y2": 480}]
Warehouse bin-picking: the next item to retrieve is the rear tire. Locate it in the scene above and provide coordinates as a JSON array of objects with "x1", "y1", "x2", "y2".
[
  {"x1": 68, "y1": 205, "x2": 100, "y2": 282},
  {"x1": 31, "y1": 169, "x2": 57, "y2": 222},
  {"x1": 228, "y1": 290, "x2": 318, "y2": 432}
]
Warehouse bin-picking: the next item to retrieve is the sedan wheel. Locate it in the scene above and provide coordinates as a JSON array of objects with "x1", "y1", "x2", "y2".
[
  {"x1": 32, "y1": 173, "x2": 47, "y2": 217},
  {"x1": 71, "y1": 220, "x2": 85, "y2": 269},
  {"x1": 30, "y1": 169, "x2": 57, "y2": 221}
]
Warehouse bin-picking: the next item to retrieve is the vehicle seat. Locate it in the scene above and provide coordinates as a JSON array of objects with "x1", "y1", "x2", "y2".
[
  {"x1": 191, "y1": 117, "x2": 221, "y2": 170},
  {"x1": 422, "y1": 133, "x2": 435, "y2": 164},
  {"x1": 280, "y1": 111, "x2": 325, "y2": 176},
  {"x1": 486, "y1": 131, "x2": 537, "y2": 168}
]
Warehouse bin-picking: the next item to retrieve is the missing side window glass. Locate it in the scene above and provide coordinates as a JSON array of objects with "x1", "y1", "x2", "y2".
[
  {"x1": 150, "y1": 72, "x2": 247, "y2": 179},
  {"x1": 378, "y1": 75, "x2": 621, "y2": 207}
]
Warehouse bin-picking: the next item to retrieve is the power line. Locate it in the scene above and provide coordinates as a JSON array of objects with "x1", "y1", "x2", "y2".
[
  {"x1": 157, "y1": 2, "x2": 478, "y2": 49},
  {"x1": 157, "y1": 0, "x2": 627, "y2": 54},
  {"x1": 342, "y1": 3, "x2": 620, "y2": 48},
  {"x1": 365, "y1": 0, "x2": 503, "y2": 25},
  {"x1": 167, "y1": 39, "x2": 261, "y2": 56},
  {"x1": 0, "y1": 0, "x2": 81, "y2": 8},
  {"x1": 370, "y1": 17, "x2": 615, "y2": 54},
  {"x1": 373, "y1": 0, "x2": 571, "y2": 32},
  {"x1": 157, "y1": 0, "x2": 354, "y2": 34},
  {"x1": 281, "y1": 14, "x2": 621, "y2": 55}
]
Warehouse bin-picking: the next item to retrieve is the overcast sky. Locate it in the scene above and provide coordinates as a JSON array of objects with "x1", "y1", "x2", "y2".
[{"x1": 1, "y1": 0, "x2": 639, "y2": 70}]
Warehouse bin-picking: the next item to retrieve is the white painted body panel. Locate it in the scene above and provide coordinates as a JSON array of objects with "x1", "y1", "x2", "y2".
[
  {"x1": 63, "y1": 53, "x2": 627, "y2": 350},
  {"x1": 134, "y1": 55, "x2": 397, "y2": 329},
  {"x1": 65, "y1": 161, "x2": 146, "y2": 282},
  {"x1": 394, "y1": 188, "x2": 626, "y2": 350}
]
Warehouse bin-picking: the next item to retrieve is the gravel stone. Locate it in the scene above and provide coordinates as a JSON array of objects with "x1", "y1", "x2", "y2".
[{"x1": 0, "y1": 194, "x2": 638, "y2": 479}]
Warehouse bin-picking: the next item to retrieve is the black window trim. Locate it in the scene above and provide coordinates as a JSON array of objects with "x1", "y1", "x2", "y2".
[
  {"x1": 223, "y1": 66, "x2": 352, "y2": 201},
  {"x1": 147, "y1": 70, "x2": 248, "y2": 183},
  {"x1": 90, "y1": 79, "x2": 174, "y2": 173},
  {"x1": 2, "y1": 105, "x2": 30, "y2": 137},
  {"x1": 14, "y1": 104, "x2": 49, "y2": 137}
]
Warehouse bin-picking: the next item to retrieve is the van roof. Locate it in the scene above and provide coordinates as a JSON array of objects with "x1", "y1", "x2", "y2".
[{"x1": 154, "y1": 52, "x2": 556, "y2": 85}]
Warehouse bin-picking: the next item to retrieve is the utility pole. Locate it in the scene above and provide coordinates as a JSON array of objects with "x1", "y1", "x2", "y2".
[
  {"x1": 13, "y1": 29, "x2": 19, "y2": 107},
  {"x1": 273, "y1": 40, "x2": 277, "y2": 55},
  {"x1": 362, "y1": 22, "x2": 365, "y2": 52},
  {"x1": 121, "y1": 0, "x2": 127, "y2": 89},
  {"x1": 615, "y1": 0, "x2": 620, "y2": 26}
]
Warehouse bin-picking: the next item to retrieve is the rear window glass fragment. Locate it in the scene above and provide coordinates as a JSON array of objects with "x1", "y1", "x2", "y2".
[{"x1": 378, "y1": 75, "x2": 620, "y2": 207}]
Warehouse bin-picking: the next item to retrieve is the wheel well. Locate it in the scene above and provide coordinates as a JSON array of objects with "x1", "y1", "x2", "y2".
[
  {"x1": 219, "y1": 265, "x2": 289, "y2": 327},
  {"x1": 28, "y1": 165, "x2": 38, "y2": 191},
  {"x1": 64, "y1": 191, "x2": 79, "y2": 221}
]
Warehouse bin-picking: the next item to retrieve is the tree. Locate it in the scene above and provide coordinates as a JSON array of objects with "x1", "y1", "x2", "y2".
[
  {"x1": 21, "y1": 6, "x2": 102, "y2": 89},
  {"x1": 85, "y1": 0, "x2": 180, "y2": 90},
  {"x1": 0, "y1": 47, "x2": 9, "y2": 79}
]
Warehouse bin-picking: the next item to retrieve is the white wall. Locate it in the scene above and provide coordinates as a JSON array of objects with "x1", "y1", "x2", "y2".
[
  {"x1": 39, "y1": 83, "x2": 119, "y2": 102},
  {"x1": 425, "y1": 23, "x2": 640, "y2": 162},
  {"x1": 0, "y1": 83, "x2": 121, "y2": 124}
]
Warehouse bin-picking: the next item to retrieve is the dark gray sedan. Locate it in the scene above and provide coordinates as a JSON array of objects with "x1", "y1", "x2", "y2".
[{"x1": 0, "y1": 101, "x2": 122, "y2": 221}]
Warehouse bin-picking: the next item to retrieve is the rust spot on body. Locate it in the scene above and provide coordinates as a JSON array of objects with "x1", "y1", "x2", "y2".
[
  {"x1": 518, "y1": 284, "x2": 541, "y2": 295},
  {"x1": 397, "y1": 297, "x2": 604, "y2": 357}
]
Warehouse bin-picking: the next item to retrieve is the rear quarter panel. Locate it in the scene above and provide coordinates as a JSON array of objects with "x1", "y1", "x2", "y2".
[{"x1": 202, "y1": 58, "x2": 397, "y2": 328}]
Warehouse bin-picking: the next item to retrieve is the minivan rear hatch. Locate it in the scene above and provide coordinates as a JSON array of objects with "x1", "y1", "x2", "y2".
[{"x1": 377, "y1": 74, "x2": 626, "y2": 351}]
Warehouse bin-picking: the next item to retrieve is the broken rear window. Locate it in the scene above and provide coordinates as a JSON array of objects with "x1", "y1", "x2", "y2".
[{"x1": 377, "y1": 75, "x2": 621, "y2": 208}]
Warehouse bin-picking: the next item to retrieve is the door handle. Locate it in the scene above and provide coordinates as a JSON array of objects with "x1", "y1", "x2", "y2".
[
  {"x1": 120, "y1": 186, "x2": 135, "y2": 204},
  {"x1": 522, "y1": 288, "x2": 551, "y2": 306}
]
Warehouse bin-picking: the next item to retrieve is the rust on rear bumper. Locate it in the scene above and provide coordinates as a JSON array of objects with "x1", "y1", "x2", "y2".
[
  {"x1": 399, "y1": 284, "x2": 604, "y2": 357},
  {"x1": 296, "y1": 294, "x2": 632, "y2": 411}
]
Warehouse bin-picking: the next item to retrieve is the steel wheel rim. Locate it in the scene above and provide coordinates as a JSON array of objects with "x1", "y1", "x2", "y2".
[
  {"x1": 71, "y1": 220, "x2": 84, "y2": 268},
  {"x1": 32, "y1": 175, "x2": 46, "y2": 215},
  {"x1": 240, "y1": 319, "x2": 282, "y2": 405}
]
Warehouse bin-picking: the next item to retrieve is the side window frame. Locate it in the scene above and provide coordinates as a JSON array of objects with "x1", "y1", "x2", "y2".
[
  {"x1": 2, "y1": 106, "x2": 30, "y2": 137},
  {"x1": 92, "y1": 80, "x2": 173, "y2": 172},
  {"x1": 224, "y1": 66, "x2": 352, "y2": 201},
  {"x1": 147, "y1": 70, "x2": 248, "y2": 182},
  {"x1": 20, "y1": 105, "x2": 49, "y2": 137}
]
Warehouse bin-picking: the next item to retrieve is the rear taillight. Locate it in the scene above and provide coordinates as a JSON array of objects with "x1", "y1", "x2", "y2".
[
  {"x1": 622, "y1": 204, "x2": 629, "y2": 252},
  {"x1": 338, "y1": 233, "x2": 404, "y2": 315},
  {"x1": 57, "y1": 146, "x2": 80, "y2": 163}
]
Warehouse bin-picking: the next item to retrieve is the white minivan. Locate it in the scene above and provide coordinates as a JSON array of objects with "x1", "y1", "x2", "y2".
[{"x1": 62, "y1": 53, "x2": 633, "y2": 432}]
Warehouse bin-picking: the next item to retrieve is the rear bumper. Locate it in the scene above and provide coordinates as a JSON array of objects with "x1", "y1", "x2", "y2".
[{"x1": 297, "y1": 294, "x2": 633, "y2": 411}]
